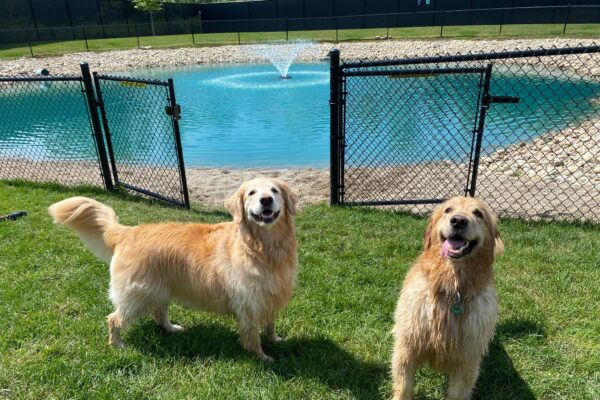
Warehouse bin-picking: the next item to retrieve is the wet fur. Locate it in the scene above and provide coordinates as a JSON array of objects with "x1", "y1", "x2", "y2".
[
  {"x1": 391, "y1": 197, "x2": 503, "y2": 400},
  {"x1": 48, "y1": 178, "x2": 298, "y2": 362}
]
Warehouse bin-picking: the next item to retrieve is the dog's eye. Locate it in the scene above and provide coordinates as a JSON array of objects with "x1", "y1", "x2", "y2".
[
  {"x1": 473, "y1": 210, "x2": 483, "y2": 219},
  {"x1": 248, "y1": 190, "x2": 256, "y2": 196},
  {"x1": 271, "y1": 187, "x2": 279, "y2": 194},
  {"x1": 445, "y1": 207, "x2": 453, "y2": 214}
]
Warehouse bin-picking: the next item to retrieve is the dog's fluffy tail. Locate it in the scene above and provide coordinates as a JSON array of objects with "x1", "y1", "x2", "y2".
[{"x1": 48, "y1": 197, "x2": 127, "y2": 263}]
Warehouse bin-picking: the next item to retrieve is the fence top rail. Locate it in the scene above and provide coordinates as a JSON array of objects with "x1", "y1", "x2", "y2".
[
  {"x1": 94, "y1": 73, "x2": 169, "y2": 87},
  {"x1": 340, "y1": 44, "x2": 600, "y2": 70},
  {"x1": 0, "y1": 75, "x2": 82, "y2": 82},
  {"x1": 342, "y1": 66, "x2": 487, "y2": 77}
]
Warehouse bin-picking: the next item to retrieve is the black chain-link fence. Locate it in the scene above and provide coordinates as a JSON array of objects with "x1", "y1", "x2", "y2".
[
  {"x1": 0, "y1": 65, "x2": 189, "y2": 208},
  {"x1": 0, "y1": 74, "x2": 106, "y2": 188},
  {"x1": 330, "y1": 45, "x2": 600, "y2": 222}
]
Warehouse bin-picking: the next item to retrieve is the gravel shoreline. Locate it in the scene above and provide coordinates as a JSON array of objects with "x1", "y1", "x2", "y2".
[{"x1": 2, "y1": 38, "x2": 600, "y2": 77}]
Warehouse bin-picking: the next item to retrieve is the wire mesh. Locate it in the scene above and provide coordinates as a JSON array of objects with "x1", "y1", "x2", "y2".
[
  {"x1": 335, "y1": 45, "x2": 600, "y2": 222},
  {"x1": 0, "y1": 76, "x2": 104, "y2": 187},
  {"x1": 95, "y1": 75, "x2": 187, "y2": 207}
]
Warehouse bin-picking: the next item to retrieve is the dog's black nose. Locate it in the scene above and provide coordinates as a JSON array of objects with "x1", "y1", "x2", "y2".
[
  {"x1": 450, "y1": 215, "x2": 468, "y2": 228},
  {"x1": 260, "y1": 196, "x2": 273, "y2": 206}
]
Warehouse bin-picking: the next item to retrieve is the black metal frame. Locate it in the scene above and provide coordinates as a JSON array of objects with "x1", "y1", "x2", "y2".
[{"x1": 329, "y1": 45, "x2": 600, "y2": 222}]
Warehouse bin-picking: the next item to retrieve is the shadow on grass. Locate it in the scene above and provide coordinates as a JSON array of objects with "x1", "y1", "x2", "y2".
[
  {"x1": 129, "y1": 320, "x2": 387, "y2": 399},
  {"x1": 473, "y1": 317, "x2": 544, "y2": 400}
]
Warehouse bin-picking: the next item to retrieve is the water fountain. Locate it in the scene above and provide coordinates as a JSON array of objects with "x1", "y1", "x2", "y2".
[{"x1": 247, "y1": 40, "x2": 314, "y2": 79}]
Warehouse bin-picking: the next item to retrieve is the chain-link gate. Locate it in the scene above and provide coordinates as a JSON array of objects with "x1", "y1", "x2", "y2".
[
  {"x1": 0, "y1": 63, "x2": 189, "y2": 209},
  {"x1": 330, "y1": 45, "x2": 600, "y2": 222},
  {"x1": 93, "y1": 72, "x2": 189, "y2": 209}
]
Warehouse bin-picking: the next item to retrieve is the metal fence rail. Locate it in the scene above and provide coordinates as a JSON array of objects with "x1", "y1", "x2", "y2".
[
  {"x1": 330, "y1": 45, "x2": 600, "y2": 222},
  {"x1": 0, "y1": 64, "x2": 189, "y2": 209}
]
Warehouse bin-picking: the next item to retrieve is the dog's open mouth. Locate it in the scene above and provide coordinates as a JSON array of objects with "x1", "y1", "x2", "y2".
[
  {"x1": 251, "y1": 209, "x2": 280, "y2": 224},
  {"x1": 441, "y1": 234, "x2": 477, "y2": 259}
]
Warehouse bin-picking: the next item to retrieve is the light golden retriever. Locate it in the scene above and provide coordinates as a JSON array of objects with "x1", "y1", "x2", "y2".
[
  {"x1": 391, "y1": 197, "x2": 503, "y2": 400},
  {"x1": 48, "y1": 177, "x2": 298, "y2": 362}
]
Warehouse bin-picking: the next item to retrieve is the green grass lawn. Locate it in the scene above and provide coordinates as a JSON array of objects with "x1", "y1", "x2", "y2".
[
  {"x1": 1, "y1": 23, "x2": 599, "y2": 60},
  {"x1": 0, "y1": 180, "x2": 599, "y2": 399}
]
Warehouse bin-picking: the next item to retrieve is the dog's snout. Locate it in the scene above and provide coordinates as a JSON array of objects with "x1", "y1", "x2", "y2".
[
  {"x1": 450, "y1": 215, "x2": 468, "y2": 228},
  {"x1": 260, "y1": 196, "x2": 273, "y2": 207}
]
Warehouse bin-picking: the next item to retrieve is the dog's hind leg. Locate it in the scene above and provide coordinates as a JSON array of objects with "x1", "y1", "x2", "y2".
[
  {"x1": 264, "y1": 313, "x2": 282, "y2": 342},
  {"x1": 153, "y1": 304, "x2": 183, "y2": 333},
  {"x1": 446, "y1": 359, "x2": 480, "y2": 400},
  {"x1": 106, "y1": 297, "x2": 147, "y2": 348},
  {"x1": 237, "y1": 314, "x2": 273, "y2": 362}
]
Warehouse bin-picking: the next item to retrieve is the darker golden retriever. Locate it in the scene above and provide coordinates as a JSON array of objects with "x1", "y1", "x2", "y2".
[
  {"x1": 391, "y1": 196, "x2": 503, "y2": 400},
  {"x1": 48, "y1": 177, "x2": 298, "y2": 362}
]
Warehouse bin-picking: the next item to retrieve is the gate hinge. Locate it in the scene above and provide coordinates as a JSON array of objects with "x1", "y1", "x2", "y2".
[{"x1": 165, "y1": 104, "x2": 181, "y2": 120}]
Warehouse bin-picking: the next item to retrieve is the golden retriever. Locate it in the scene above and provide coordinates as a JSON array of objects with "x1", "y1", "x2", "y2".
[
  {"x1": 48, "y1": 177, "x2": 298, "y2": 362},
  {"x1": 391, "y1": 197, "x2": 503, "y2": 400}
]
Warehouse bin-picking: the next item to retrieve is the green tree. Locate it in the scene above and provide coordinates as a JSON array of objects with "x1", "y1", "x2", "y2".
[{"x1": 133, "y1": 0, "x2": 164, "y2": 36}]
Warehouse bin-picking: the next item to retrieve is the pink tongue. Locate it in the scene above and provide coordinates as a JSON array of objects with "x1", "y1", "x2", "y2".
[{"x1": 441, "y1": 239, "x2": 466, "y2": 258}]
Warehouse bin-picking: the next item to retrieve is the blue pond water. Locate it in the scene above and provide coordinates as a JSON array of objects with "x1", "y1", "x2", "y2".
[{"x1": 1, "y1": 62, "x2": 600, "y2": 168}]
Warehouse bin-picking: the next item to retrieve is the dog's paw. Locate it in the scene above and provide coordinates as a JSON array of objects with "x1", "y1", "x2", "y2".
[
  {"x1": 268, "y1": 334, "x2": 283, "y2": 343},
  {"x1": 261, "y1": 354, "x2": 275, "y2": 363},
  {"x1": 165, "y1": 324, "x2": 184, "y2": 333},
  {"x1": 110, "y1": 339, "x2": 125, "y2": 349}
]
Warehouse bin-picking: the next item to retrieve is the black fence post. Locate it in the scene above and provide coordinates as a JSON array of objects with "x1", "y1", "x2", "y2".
[
  {"x1": 440, "y1": 10, "x2": 445, "y2": 38},
  {"x1": 167, "y1": 78, "x2": 190, "y2": 210},
  {"x1": 335, "y1": 16, "x2": 339, "y2": 42},
  {"x1": 237, "y1": 31, "x2": 241, "y2": 45},
  {"x1": 285, "y1": 17, "x2": 289, "y2": 41},
  {"x1": 135, "y1": 24, "x2": 140, "y2": 48},
  {"x1": 469, "y1": 63, "x2": 493, "y2": 197},
  {"x1": 563, "y1": 4, "x2": 571, "y2": 35},
  {"x1": 191, "y1": 18, "x2": 195, "y2": 44},
  {"x1": 92, "y1": 72, "x2": 119, "y2": 187},
  {"x1": 81, "y1": 25, "x2": 89, "y2": 52},
  {"x1": 80, "y1": 63, "x2": 114, "y2": 191},
  {"x1": 329, "y1": 49, "x2": 342, "y2": 205},
  {"x1": 386, "y1": 14, "x2": 390, "y2": 38},
  {"x1": 25, "y1": 29, "x2": 34, "y2": 57}
]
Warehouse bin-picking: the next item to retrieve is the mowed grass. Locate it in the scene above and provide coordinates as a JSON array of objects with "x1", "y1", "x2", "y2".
[
  {"x1": 1, "y1": 23, "x2": 599, "y2": 60},
  {"x1": 0, "y1": 180, "x2": 599, "y2": 399}
]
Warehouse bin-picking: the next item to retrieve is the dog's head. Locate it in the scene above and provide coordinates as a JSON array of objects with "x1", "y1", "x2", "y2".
[
  {"x1": 424, "y1": 197, "x2": 502, "y2": 261},
  {"x1": 225, "y1": 177, "x2": 298, "y2": 228}
]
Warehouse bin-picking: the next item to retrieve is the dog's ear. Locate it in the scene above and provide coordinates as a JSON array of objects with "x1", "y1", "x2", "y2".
[
  {"x1": 276, "y1": 179, "x2": 298, "y2": 216},
  {"x1": 491, "y1": 217, "x2": 504, "y2": 257},
  {"x1": 224, "y1": 186, "x2": 245, "y2": 224},
  {"x1": 423, "y1": 217, "x2": 435, "y2": 250},
  {"x1": 483, "y1": 205, "x2": 504, "y2": 257}
]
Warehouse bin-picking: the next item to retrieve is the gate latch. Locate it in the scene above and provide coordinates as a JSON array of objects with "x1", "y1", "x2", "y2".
[{"x1": 165, "y1": 104, "x2": 181, "y2": 120}]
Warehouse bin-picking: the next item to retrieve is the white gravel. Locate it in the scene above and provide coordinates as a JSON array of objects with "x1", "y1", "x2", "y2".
[{"x1": 2, "y1": 38, "x2": 599, "y2": 77}]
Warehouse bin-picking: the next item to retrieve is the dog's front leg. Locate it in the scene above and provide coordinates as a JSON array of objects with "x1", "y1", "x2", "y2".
[
  {"x1": 264, "y1": 314, "x2": 282, "y2": 342},
  {"x1": 391, "y1": 342, "x2": 417, "y2": 400},
  {"x1": 237, "y1": 314, "x2": 274, "y2": 362},
  {"x1": 446, "y1": 358, "x2": 480, "y2": 400}
]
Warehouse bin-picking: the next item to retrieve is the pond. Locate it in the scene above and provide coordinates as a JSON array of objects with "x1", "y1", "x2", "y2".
[{"x1": 1, "y1": 62, "x2": 599, "y2": 168}]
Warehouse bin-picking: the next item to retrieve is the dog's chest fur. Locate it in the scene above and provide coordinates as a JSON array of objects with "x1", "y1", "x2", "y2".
[{"x1": 396, "y1": 258, "x2": 498, "y2": 371}]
